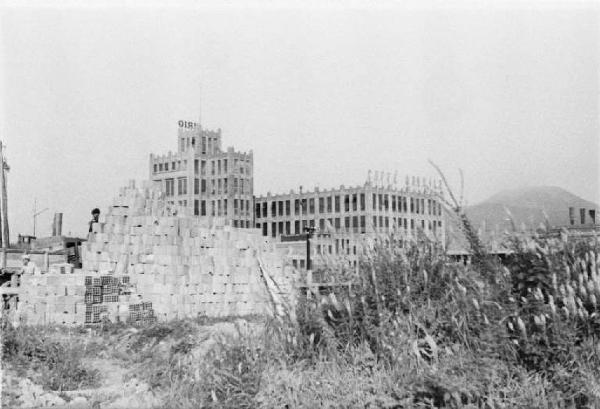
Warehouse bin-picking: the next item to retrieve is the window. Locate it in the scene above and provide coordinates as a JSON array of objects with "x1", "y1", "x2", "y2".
[
  {"x1": 278, "y1": 201, "x2": 284, "y2": 216},
  {"x1": 271, "y1": 222, "x2": 276, "y2": 237},
  {"x1": 372, "y1": 194, "x2": 377, "y2": 210},
  {"x1": 262, "y1": 202, "x2": 267, "y2": 218},
  {"x1": 223, "y1": 199, "x2": 227, "y2": 216},
  {"x1": 294, "y1": 220, "x2": 300, "y2": 234},
  {"x1": 285, "y1": 221, "x2": 291, "y2": 235},
  {"x1": 262, "y1": 224, "x2": 268, "y2": 236},
  {"x1": 352, "y1": 194, "x2": 357, "y2": 211},
  {"x1": 344, "y1": 195, "x2": 350, "y2": 212},
  {"x1": 309, "y1": 198, "x2": 315, "y2": 214},
  {"x1": 223, "y1": 159, "x2": 227, "y2": 173},
  {"x1": 165, "y1": 179, "x2": 174, "y2": 196},
  {"x1": 327, "y1": 197, "x2": 332, "y2": 212},
  {"x1": 255, "y1": 203, "x2": 261, "y2": 219},
  {"x1": 345, "y1": 216, "x2": 350, "y2": 229},
  {"x1": 410, "y1": 198, "x2": 414, "y2": 213},
  {"x1": 360, "y1": 216, "x2": 365, "y2": 229},
  {"x1": 319, "y1": 219, "x2": 325, "y2": 231},
  {"x1": 194, "y1": 178, "x2": 199, "y2": 194},
  {"x1": 384, "y1": 194, "x2": 389, "y2": 211},
  {"x1": 334, "y1": 218, "x2": 340, "y2": 229},
  {"x1": 153, "y1": 164, "x2": 157, "y2": 173},
  {"x1": 360, "y1": 193, "x2": 365, "y2": 211},
  {"x1": 271, "y1": 202, "x2": 276, "y2": 218},
  {"x1": 278, "y1": 222, "x2": 283, "y2": 236},
  {"x1": 335, "y1": 196, "x2": 340, "y2": 212},
  {"x1": 319, "y1": 197, "x2": 325, "y2": 213},
  {"x1": 211, "y1": 161, "x2": 215, "y2": 175},
  {"x1": 165, "y1": 163, "x2": 169, "y2": 171},
  {"x1": 218, "y1": 160, "x2": 221, "y2": 175},
  {"x1": 194, "y1": 200, "x2": 199, "y2": 216},
  {"x1": 378, "y1": 194, "x2": 383, "y2": 211},
  {"x1": 392, "y1": 196, "x2": 396, "y2": 212},
  {"x1": 352, "y1": 216, "x2": 358, "y2": 230},
  {"x1": 234, "y1": 199, "x2": 239, "y2": 215},
  {"x1": 294, "y1": 199, "x2": 300, "y2": 215},
  {"x1": 201, "y1": 200, "x2": 206, "y2": 216},
  {"x1": 201, "y1": 179, "x2": 206, "y2": 193},
  {"x1": 286, "y1": 200, "x2": 291, "y2": 216},
  {"x1": 201, "y1": 160, "x2": 206, "y2": 176},
  {"x1": 194, "y1": 160, "x2": 199, "y2": 174}
]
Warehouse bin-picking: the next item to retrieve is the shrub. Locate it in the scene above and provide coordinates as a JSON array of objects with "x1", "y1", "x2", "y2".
[{"x1": 1, "y1": 325, "x2": 100, "y2": 391}]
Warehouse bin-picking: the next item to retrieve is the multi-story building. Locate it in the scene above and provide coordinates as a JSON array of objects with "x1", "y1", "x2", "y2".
[
  {"x1": 149, "y1": 120, "x2": 254, "y2": 228},
  {"x1": 254, "y1": 175, "x2": 446, "y2": 269}
]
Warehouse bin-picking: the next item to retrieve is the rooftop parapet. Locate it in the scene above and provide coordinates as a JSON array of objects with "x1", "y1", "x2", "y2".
[{"x1": 254, "y1": 173, "x2": 444, "y2": 200}]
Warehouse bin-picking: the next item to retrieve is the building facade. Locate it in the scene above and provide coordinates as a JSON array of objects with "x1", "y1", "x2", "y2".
[
  {"x1": 149, "y1": 120, "x2": 254, "y2": 228},
  {"x1": 254, "y1": 176, "x2": 446, "y2": 269}
]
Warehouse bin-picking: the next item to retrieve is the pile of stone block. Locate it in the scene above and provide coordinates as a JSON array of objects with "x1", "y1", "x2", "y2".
[
  {"x1": 18, "y1": 269, "x2": 156, "y2": 326},
  {"x1": 18, "y1": 272, "x2": 87, "y2": 325},
  {"x1": 80, "y1": 181, "x2": 291, "y2": 320},
  {"x1": 17, "y1": 181, "x2": 292, "y2": 325}
]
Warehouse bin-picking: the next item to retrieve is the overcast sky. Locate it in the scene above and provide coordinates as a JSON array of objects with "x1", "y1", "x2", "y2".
[{"x1": 0, "y1": 0, "x2": 598, "y2": 240}]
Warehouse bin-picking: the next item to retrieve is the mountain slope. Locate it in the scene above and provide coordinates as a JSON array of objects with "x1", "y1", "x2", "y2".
[{"x1": 464, "y1": 186, "x2": 599, "y2": 232}]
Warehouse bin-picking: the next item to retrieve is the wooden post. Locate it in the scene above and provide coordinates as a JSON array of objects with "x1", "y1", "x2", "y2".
[{"x1": 0, "y1": 142, "x2": 8, "y2": 248}]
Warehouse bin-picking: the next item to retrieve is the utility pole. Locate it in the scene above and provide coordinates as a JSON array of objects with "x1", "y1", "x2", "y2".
[
  {"x1": 32, "y1": 199, "x2": 49, "y2": 237},
  {"x1": 0, "y1": 141, "x2": 9, "y2": 248},
  {"x1": 304, "y1": 226, "x2": 316, "y2": 271}
]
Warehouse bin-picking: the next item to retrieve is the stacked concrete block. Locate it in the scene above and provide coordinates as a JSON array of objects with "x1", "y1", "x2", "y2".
[
  {"x1": 18, "y1": 271, "x2": 156, "y2": 326},
  {"x1": 80, "y1": 181, "x2": 292, "y2": 322},
  {"x1": 19, "y1": 272, "x2": 87, "y2": 326}
]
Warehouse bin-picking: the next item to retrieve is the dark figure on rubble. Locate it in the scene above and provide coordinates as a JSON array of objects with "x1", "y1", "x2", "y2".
[{"x1": 89, "y1": 208, "x2": 100, "y2": 233}]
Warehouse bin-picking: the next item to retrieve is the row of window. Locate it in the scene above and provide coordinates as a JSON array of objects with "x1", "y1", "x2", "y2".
[
  {"x1": 153, "y1": 156, "x2": 252, "y2": 177},
  {"x1": 164, "y1": 177, "x2": 251, "y2": 196},
  {"x1": 255, "y1": 193, "x2": 442, "y2": 219},
  {"x1": 179, "y1": 135, "x2": 219, "y2": 155},
  {"x1": 193, "y1": 158, "x2": 251, "y2": 177},
  {"x1": 164, "y1": 178, "x2": 187, "y2": 196},
  {"x1": 192, "y1": 177, "x2": 251, "y2": 195},
  {"x1": 257, "y1": 217, "x2": 443, "y2": 237},
  {"x1": 192, "y1": 198, "x2": 252, "y2": 217},
  {"x1": 154, "y1": 159, "x2": 187, "y2": 174},
  {"x1": 372, "y1": 194, "x2": 441, "y2": 216}
]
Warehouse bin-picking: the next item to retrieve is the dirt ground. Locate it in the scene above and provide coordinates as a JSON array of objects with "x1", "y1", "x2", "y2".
[{"x1": 2, "y1": 319, "x2": 256, "y2": 409}]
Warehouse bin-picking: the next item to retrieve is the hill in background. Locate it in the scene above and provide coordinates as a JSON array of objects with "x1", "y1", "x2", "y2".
[
  {"x1": 445, "y1": 186, "x2": 599, "y2": 253},
  {"x1": 464, "y1": 186, "x2": 599, "y2": 232}
]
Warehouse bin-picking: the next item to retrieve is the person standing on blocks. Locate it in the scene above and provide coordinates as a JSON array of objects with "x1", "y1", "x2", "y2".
[{"x1": 89, "y1": 208, "x2": 101, "y2": 233}]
